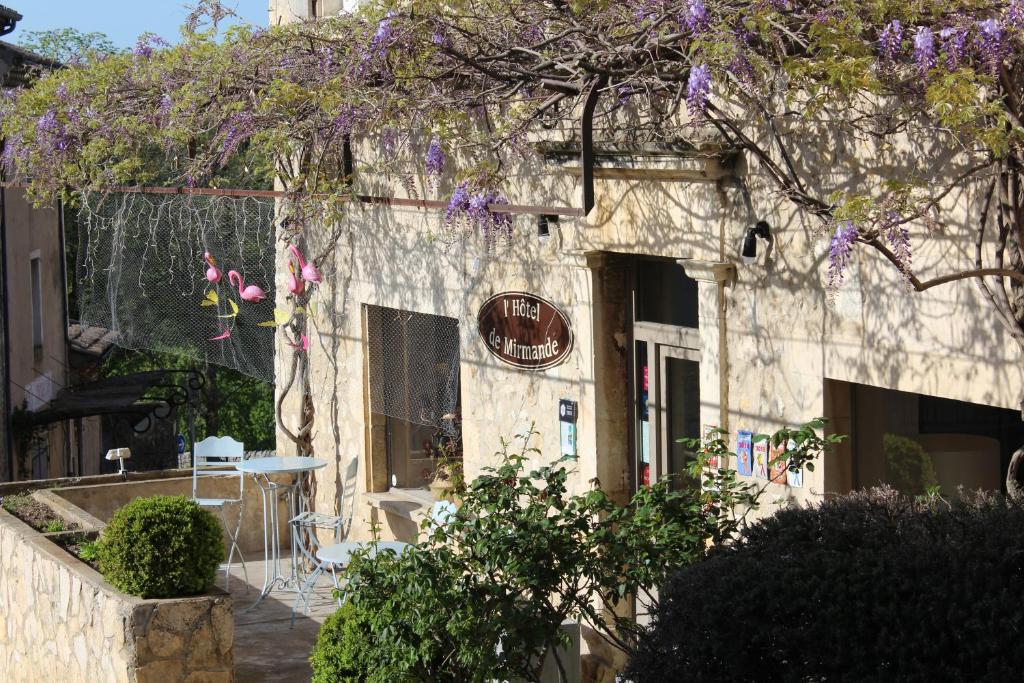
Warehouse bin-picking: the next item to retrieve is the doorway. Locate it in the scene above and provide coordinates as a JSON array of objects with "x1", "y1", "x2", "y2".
[{"x1": 628, "y1": 258, "x2": 702, "y2": 490}]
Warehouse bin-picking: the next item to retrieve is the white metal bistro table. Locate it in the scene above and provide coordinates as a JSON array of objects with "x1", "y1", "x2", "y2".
[{"x1": 235, "y1": 456, "x2": 327, "y2": 609}]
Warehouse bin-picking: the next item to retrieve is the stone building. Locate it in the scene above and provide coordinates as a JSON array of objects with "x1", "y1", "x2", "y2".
[
  {"x1": 268, "y1": 3, "x2": 1024, "y2": 547},
  {"x1": 0, "y1": 6, "x2": 109, "y2": 482}
]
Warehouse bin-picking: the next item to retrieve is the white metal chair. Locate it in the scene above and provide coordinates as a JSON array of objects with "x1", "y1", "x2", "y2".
[
  {"x1": 192, "y1": 435, "x2": 248, "y2": 590},
  {"x1": 290, "y1": 457, "x2": 359, "y2": 568},
  {"x1": 290, "y1": 498, "x2": 457, "y2": 626}
]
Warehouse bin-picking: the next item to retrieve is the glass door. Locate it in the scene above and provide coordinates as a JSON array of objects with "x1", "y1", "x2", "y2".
[
  {"x1": 632, "y1": 328, "x2": 701, "y2": 490},
  {"x1": 658, "y1": 346, "x2": 701, "y2": 486}
]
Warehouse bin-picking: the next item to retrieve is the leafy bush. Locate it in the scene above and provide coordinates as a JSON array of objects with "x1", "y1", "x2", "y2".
[
  {"x1": 883, "y1": 433, "x2": 938, "y2": 496},
  {"x1": 310, "y1": 602, "x2": 377, "y2": 683},
  {"x1": 97, "y1": 495, "x2": 224, "y2": 598},
  {"x1": 627, "y1": 487, "x2": 1024, "y2": 682},
  {"x1": 312, "y1": 422, "x2": 841, "y2": 682}
]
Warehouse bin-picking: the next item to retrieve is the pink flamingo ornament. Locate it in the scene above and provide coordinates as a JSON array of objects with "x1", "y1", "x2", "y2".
[
  {"x1": 288, "y1": 244, "x2": 322, "y2": 284},
  {"x1": 203, "y1": 252, "x2": 222, "y2": 284},
  {"x1": 287, "y1": 332, "x2": 310, "y2": 352},
  {"x1": 209, "y1": 325, "x2": 231, "y2": 341},
  {"x1": 227, "y1": 270, "x2": 267, "y2": 303},
  {"x1": 286, "y1": 261, "x2": 305, "y2": 295}
]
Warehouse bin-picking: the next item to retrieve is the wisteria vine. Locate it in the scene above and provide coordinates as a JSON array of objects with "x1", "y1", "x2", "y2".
[{"x1": 5, "y1": 0, "x2": 1024, "y2": 460}]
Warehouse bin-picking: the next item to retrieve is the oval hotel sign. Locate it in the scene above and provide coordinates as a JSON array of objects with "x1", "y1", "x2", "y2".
[{"x1": 478, "y1": 292, "x2": 574, "y2": 370}]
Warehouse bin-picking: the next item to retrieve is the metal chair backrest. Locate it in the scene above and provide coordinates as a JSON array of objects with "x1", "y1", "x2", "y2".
[
  {"x1": 428, "y1": 499, "x2": 458, "y2": 532},
  {"x1": 338, "y1": 457, "x2": 359, "y2": 539},
  {"x1": 192, "y1": 435, "x2": 245, "y2": 500}
]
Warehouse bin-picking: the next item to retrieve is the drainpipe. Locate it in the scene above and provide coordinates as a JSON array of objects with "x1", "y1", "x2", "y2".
[
  {"x1": 0, "y1": 184, "x2": 13, "y2": 480},
  {"x1": 57, "y1": 198, "x2": 73, "y2": 475}
]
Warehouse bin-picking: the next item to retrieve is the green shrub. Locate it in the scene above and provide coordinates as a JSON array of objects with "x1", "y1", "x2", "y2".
[
  {"x1": 97, "y1": 495, "x2": 224, "y2": 598},
  {"x1": 319, "y1": 422, "x2": 841, "y2": 682},
  {"x1": 883, "y1": 432, "x2": 938, "y2": 496},
  {"x1": 627, "y1": 487, "x2": 1024, "y2": 682},
  {"x1": 310, "y1": 602, "x2": 379, "y2": 683}
]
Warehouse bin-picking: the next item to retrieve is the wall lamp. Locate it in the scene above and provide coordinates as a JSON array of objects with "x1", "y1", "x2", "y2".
[
  {"x1": 538, "y1": 214, "x2": 558, "y2": 240},
  {"x1": 740, "y1": 220, "x2": 772, "y2": 265}
]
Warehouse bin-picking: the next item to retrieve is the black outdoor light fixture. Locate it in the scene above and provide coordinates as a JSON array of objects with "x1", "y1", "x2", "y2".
[
  {"x1": 740, "y1": 220, "x2": 772, "y2": 265},
  {"x1": 538, "y1": 214, "x2": 558, "y2": 240}
]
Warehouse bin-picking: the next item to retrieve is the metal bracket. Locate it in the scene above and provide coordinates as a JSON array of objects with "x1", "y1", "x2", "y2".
[{"x1": 580, "y1": 77, "x2": 607, "y2": 216}]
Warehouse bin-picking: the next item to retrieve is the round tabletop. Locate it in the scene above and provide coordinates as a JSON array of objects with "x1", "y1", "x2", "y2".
[
  {"x1": 235, "y1": 456, "x2": 328, "y2": 475},
  {"x1": 316, "y1": 541, "x2": 411, "y2": 565}
]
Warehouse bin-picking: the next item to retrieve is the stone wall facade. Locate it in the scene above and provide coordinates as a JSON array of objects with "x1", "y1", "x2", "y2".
[{"x1": 0, "y1": 508, "x2": 234, "y2": 682}]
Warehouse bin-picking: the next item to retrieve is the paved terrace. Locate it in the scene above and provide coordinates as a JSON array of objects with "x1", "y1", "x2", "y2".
[{"x1": 224, "y1": 554, "x2": 336, "y2": 682}]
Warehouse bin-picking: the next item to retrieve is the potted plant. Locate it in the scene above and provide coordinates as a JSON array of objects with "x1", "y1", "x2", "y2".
[{"x1": 427, "y1": 438, "x2": 465, "y2": 502}]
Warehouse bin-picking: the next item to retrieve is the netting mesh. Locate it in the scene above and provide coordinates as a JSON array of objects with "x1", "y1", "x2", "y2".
[
  {"x1": 76, "y1": 192, "x2": 277, "y2": 383},
  {"x1": 366, "y1": 305, "x2": 461, "y2": 436}
]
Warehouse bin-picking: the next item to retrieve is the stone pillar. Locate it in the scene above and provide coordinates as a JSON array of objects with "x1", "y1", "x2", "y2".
[{"x1": 585, "y1": 252, "x2": 630, "y2": 504}]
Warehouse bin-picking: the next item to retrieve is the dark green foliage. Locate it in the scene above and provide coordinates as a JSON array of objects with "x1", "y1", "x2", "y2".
[
  {"x1": 97, "y1": 495, "x2": 224, "y2": 598},
  {"x1": 627, "y1": 488, "x2": 1024, "y2": 682},
  {"x1": 883, "y1": 433, "x2": 938, "y2": 497},
  {"x1": 310, "y1": 602, "x2": 379, "y2": 683},
  {"x1": 312, "y1": 423, "x2": 840, "y2": 682},
  {"x1": 17, "y1": 28, "x2": 119, "y2": 63},
  {"x1": 102, "y1": 348, "x2": 275, "y2": 450}
]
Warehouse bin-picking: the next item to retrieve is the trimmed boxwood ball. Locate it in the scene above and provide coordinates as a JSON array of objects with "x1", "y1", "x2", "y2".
[
  {"x1": 627, "y1": 488, "x2": 1024, "y2": 682},
  {"x1": 97, "y1": 495, "x2": 224, "y2": 598},
  {"x1": 310, "y1": 602, "x2": 375, "y2": 683}
]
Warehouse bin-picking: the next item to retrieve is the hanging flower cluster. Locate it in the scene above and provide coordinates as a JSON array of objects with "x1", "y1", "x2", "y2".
[
  {"x1": 445, "y1": 181, "x2": 513, "y2": 245},
  {"x1": 827, "y1": 222, "x2": 859, "y2": 290},
  {"x1": 3, "y1": 0, "x2": 1024, "y2": 303}
]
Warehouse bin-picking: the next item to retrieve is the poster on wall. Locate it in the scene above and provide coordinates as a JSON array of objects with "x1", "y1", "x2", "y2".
[
  {"x1": 753, "y1": 439, "x2": 769, "y2": 479},
  {"x1": 786, "y1": 438, "x2": 803, "y2": 488},
  {"x1": 735, "y1": 430, "x2": 753, "y2": 477},
  {"x1": 769, "y1": 442, "x2": 788, "y2": 484}
]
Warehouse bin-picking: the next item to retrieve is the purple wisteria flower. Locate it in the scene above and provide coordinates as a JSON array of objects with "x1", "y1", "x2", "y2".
[
  {"x1": 445, "y1": 182, "x2": 471, "y2": 227},
  {"x1": 687, "y1": 64, "x2": 712, "y2": 118},
  {"x1": 381, "y1": 128, "x2": 399, "y2": 155},
  {"x1": 1008, "y1": 0, "x2": 1024, "y2": 29},
  {"x1": 426, "y1": 136, "x2": 445, "y2": 184},
  {"x1": 37, "y1": 109, "x2": 70, "y2": 152},
  {"x1": 976, "y1": 19, "x2": 1005, "y2": 73},
  {"x1": 827, "y1": 221, "x2": 859, "y2": 289},
  {"x1": 1, "y1": 136, "x2": 21, "y2": 175},
  {"x1": 219, "y1": 112, "x2": 255, "y2": 166},
  {"x1": 445, "y1": 182, "x2": 512, "y2": 242},
  {"x1": 939, "y1": 27, "x2": 968, "y2": 70},
  {"x1": 684, "y1": 0, "x2": 710, "y2": 34},
  {"x1": 133, "y1": 34, "x2": 168, "y2": 60},
  {"x1": 37, "y1": 109, "x2": 59, "y2": 135},
  {"x1": 370, "y1": 10, "x2": 397, "y2": 56},
  {"x1": 913, "y1": 27, "x2": 936, "y2": 72},
  {"x1": 882, "y1": 212, "x2": 912, "y2": 281},
  {"x1": 728, "y1": 53, "x2": 755, "y2": 84},
  {"x1": 879, "y1": 20, "x2": 903, "y2": 61},
  {"x1": 332, "y1": 107, "x2": 356, "y2": 136}
]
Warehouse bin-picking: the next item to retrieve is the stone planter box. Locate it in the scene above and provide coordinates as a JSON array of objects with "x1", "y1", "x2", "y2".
[{"x1": 0, "y1": 506, "x2": 234, "y2": 683}]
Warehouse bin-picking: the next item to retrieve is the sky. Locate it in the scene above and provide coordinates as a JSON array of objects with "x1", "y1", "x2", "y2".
[{"x1": 6, "y1": 1, "x2": 270, "y2": 49}]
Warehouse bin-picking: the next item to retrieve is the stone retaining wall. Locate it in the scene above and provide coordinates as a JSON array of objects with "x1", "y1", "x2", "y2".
[{"x1": 0, "y1": 508, "x2": 234, "y2": 682}]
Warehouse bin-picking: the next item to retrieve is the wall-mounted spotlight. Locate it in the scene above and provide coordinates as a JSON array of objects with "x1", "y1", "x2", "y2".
[
  {"x1": 538, "y1": 214, "x2": 558, "y2": 240},
  {"x1": 740, "y1": 220, "x2": 772, "y2": 265}
]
